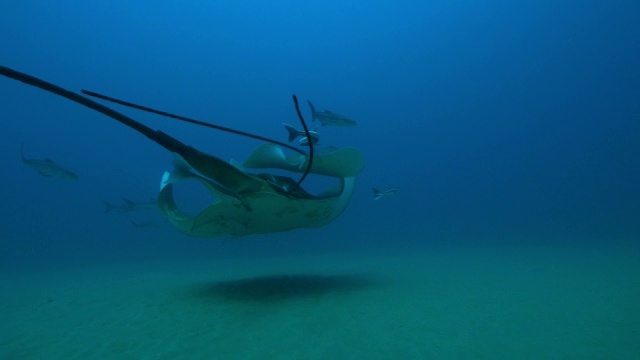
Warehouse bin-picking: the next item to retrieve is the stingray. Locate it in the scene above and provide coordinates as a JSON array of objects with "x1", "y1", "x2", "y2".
[{"x1": 0, "y1": 66, "x2": 364, "y2": 237}]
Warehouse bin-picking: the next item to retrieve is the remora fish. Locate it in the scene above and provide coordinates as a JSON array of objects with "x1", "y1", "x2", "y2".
[
  {"x1": 283, "y1": 123, "x2": 319, "y2": 144},
  {"x1": 373, "y1": 188, "x2": 397, "y2": 200},
  {"x1": 21, "y1": 143, "x2": 78, "y2": 180},
  {"x1": 307, "y1": 101, "x2": 357, "y2": 126}
]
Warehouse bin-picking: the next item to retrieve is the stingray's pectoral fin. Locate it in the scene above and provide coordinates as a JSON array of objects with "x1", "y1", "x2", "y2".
[
  {"x1": 175, "y1": 146, "x2": 262, "y2": 196},
  {"x1": 157, "y1": 168, "x2": 248, "y2": 238}
]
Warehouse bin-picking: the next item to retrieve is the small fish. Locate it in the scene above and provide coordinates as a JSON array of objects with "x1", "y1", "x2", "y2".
[
  {"x1": 307, "y1": 101, "x2": 357, "y2": 126},
  {"x1": 283, "y1": 123, "x2": 319, "y2": 144},
  {"x1": 21, "y1": 143, "x2": 78, "y2": 180},
  {"x1": 373, "y1": 188, "x2": 397, "y2": 200}
]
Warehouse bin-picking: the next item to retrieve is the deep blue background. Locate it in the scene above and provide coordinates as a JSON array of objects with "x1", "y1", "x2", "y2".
[{"x1": 1, "y1": 1, "x2": 638, "y2": 269}]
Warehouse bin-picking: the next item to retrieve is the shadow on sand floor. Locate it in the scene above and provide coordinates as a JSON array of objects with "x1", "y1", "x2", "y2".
[{"x1": 194, "y1": 274, "x2": 382, "y2": 303}]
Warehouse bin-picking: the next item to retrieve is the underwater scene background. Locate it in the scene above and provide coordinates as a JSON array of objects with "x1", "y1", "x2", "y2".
[{"x1": 1, "y1": 1, "x2": 638, "y2": 359}]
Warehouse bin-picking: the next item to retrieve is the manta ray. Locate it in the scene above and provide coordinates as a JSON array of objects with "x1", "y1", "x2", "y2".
[{"x1": 0, "y1": 66, "x2": 364, "y2": 237}]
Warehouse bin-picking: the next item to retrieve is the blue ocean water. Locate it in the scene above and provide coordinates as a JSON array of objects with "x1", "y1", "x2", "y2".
[{"x1": 1, "y1": 1, "x2": 639, "y2": 358}]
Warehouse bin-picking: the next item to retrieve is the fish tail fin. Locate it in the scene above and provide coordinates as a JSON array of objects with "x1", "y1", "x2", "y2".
[
  {"x1": 307, "y1": 100, "x2": 317, "y2": 121},
  {"x1": 283, "y1": 123, "x2": 299, "y2": 142}
]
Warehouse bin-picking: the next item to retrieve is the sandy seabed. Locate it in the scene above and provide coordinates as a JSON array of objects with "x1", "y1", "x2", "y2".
[{"x1": 1, "y1": 241, "x2": 639, "y2": 359}]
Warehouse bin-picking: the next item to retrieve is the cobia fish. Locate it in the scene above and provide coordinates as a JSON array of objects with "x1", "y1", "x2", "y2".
[
  {"x1": 307, "y1": 101, "x2": 357, "y2": 126},
  {"x1": 21, "y1": 143, "x2": 78, "y2": 180}
]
